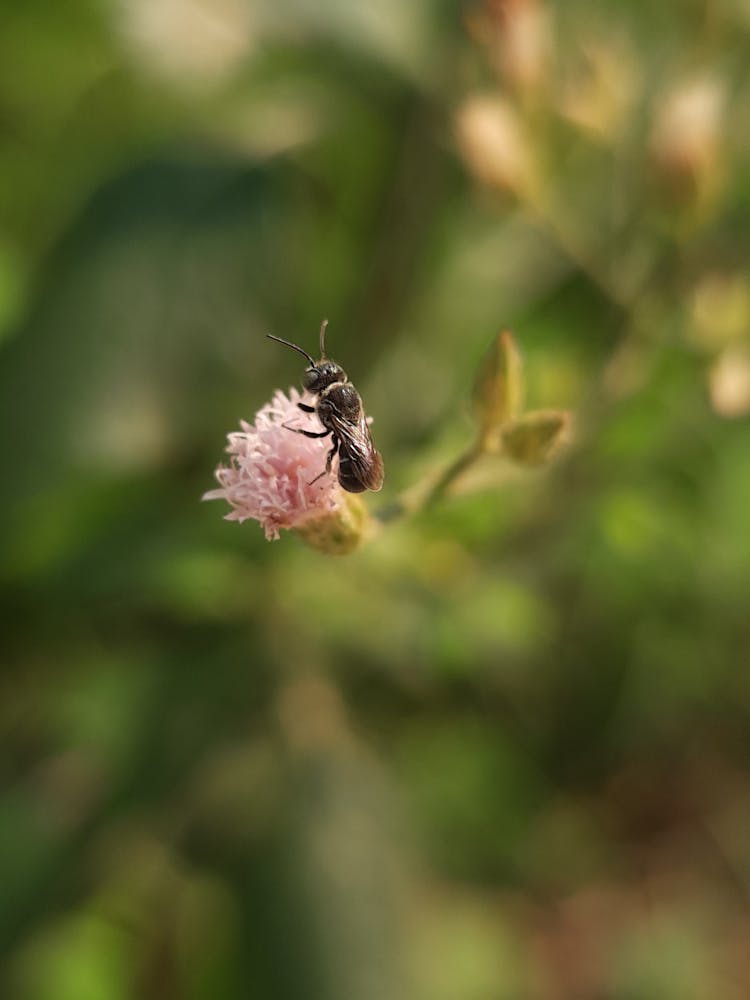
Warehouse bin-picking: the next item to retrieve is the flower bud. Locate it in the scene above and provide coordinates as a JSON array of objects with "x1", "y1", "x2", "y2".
[
  {"x1": 558, "y1": 39, "x2": 638, "y2": 143},
  {"x1": 501, "y1": 409, "x2": 571, "y2": 464},
  {"x1": 649, "y1": 76, "x2": 725, "y2": 209},
  {"x1": 709, "y1": 348, "x2": 750, "y2": 419},
  {"x1": 467, "y1": 0, "x2": 551, "y2": 94},
  {"x1": 118, "y1": 0, "x2": 254, "y2": 88},
  {"x1": 455, "y1": 95, "x2": 535, "y2": 197},
  {"x1": 472, "y1": 330, "x2": 525, "y2": 449}
]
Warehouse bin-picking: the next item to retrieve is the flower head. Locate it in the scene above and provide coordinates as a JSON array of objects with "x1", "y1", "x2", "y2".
[{"x1": 203, "y1": 387, "x2": 370, "y2": 553}]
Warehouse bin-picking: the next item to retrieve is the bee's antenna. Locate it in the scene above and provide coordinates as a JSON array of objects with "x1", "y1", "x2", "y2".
[
  {"x1": 319, "y1": 319, "x2": 329, "y2": 359},
  {"x1": 267, "y1": 334, "x2": 315, "y2": 365}
]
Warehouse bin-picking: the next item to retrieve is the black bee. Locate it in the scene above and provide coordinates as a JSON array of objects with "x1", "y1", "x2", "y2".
[{"x1": 267, "y1": 320, "x2": 384, "y2": 494}]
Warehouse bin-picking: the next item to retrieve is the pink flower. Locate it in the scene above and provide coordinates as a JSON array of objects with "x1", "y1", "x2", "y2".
[{"x1": 203, "y1": 387, "x2": 344, "y2": 540}]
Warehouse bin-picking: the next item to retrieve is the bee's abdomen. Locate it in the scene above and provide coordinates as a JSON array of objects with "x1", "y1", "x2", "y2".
[{"x1": 338, "y1": 461, "x2": 368, "y2": 493}]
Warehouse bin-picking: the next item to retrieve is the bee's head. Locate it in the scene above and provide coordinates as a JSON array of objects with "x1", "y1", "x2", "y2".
[
  {"x1": 303, "y1": 361, "x2": 346, "y2": 393},
  {"x1": 268, "y1": 321, "x2": 346, "y2": 394}
]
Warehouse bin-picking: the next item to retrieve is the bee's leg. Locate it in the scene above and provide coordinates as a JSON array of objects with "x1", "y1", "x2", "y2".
[
  {"x1": 297, "y1": 403, "x2": 316, "y2": 413},
  {"x1": 282, "y1": 424, "x2": 330, "y2": 438},
  {"x1": 309, "y1": 437, "x2": 339, "y2": 486},
  {"x1": 324, "y1": 438, "x2": 338, "y2": 474}
]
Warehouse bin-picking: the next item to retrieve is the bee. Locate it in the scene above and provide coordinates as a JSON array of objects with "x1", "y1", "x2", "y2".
[{"x1": 267, "y1": 320, "x2": 384, "y2": 494}]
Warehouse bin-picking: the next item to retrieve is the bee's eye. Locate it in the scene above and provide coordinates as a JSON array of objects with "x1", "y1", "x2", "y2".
[{"x1": 302, "y1": 368, "x2": 318, "y2": 390}]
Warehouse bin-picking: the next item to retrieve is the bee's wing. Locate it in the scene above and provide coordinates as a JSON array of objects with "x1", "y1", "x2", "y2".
[{"x1": 330, "y1": 409, "x2": 384, "y2": 492}]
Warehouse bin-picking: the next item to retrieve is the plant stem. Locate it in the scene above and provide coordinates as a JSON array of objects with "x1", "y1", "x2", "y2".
[{"x1": 375, "y1": 440, "x2": 485, "y2": 524}]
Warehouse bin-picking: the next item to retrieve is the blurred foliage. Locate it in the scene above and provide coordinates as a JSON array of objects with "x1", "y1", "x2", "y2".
[{"x1": 2, "y1": 0, "x2": 750, "y2": 997}]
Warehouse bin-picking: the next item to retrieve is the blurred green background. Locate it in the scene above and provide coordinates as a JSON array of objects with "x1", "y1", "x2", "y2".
[{"x1": 3, "y1": 1, "x2": 750, "y2": 997}]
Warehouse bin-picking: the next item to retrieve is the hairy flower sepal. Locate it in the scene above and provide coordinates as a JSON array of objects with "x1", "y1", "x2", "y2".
[
  {"x1": 293, "y1": 493, "x2": 372, "y2": 555},
  {"x1": 203, "y1": 388, "x2": 374, "y2": 554}
]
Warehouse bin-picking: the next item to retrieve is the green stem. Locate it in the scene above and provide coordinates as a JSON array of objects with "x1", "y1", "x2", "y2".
[{"x1": 375, "y1": 439, "x2": 486, "y2": 524}]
